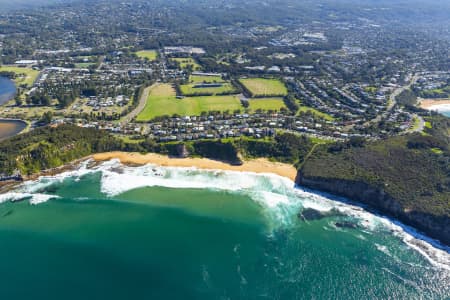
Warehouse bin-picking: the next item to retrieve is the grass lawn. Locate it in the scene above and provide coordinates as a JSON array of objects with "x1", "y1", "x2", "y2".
[
  {"x1": 117, "y1": 135, "x2": 145, "y2": 144},
  {"x1": 310, "y1": 136, "x2": 335, "y2": 144},
  {"x1": 66, "y1": 97, "x2": 133, "y2": 117},
  {"x1": 0, "y1": 66, "x2": 40, "y2": 87},
  {"x1": 248, "y1": 98, "x2": 286, "y2": 111},
  {"x1": 171, "y1": 58, "x2": 201, "y2": 70},
  {"x1": 135, "y1": 50, "x2": 158, "y2": 61},
  {"x1": 297, "y1": 106, "x2": 335, "y2": 121},
  {"x1": 179, "y1": 83, "x2": 237, "y2": 96},
  {"x1": 239, "y1": 78, "x2": 288, "y2": 97},
  {"x1": 364, "y1": 86, "x2": 378, "y2": 93},
  {"x1": 0, "y1": 103, "x2": 59, "y2": 119},
  {"x1": 189, "y1": 75, "x2": 224, "y2": 83},
  {"x1": 136, "y1": 84, "x2": 242, "y2": 121},
  {"x1": 188, "y1": 95, "x2": 242, "y2": 113},
  {"x1": 431, "y1": 147, "x2": 444, "y2": 155},
  {"x1": 74, "y1": 63, "x2": 95, "y2": 68}
]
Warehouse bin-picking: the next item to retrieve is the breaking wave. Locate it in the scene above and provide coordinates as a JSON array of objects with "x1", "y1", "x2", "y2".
[{"x1": 1, "y1": 158, "x2": 449, "y2": 271}]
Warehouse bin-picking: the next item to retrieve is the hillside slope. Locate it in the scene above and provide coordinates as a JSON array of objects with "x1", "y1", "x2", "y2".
[{"x1": 298, "y1": 116, "x2": 450, "y2": 245}]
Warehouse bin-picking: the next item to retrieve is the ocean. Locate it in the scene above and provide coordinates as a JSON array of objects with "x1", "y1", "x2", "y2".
[{"x1": 0, "y1": 159, "x2": 448, "y2": 299}]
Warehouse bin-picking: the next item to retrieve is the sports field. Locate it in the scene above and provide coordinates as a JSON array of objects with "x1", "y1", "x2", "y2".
[
  {"x1": 135, "y1": 50, "x2": 158, "y2": 61},
  {"x1": 136, "y1": 84, "x2": 242, "y2": 121},
  {"x1": 179, "y1": 83, "x2": 237, "y2": 96},
  {"x1": 171, "y1": 58, "x2": 201, "y2": 70},
  {"x1": 239, "y1": 78, "x2": 288, "y2": 97},
  {"x1": 189, "y1": 75, "x2": 224, "y2": 83},
  {"x1": 0, "y1": 66, "x2": 40, "y2": 87},
  {"x1": 75, "y1": 63, "x2": 95, "y2": 68},
  {"x1": 248, "y1": 98, "x2": 286, "y2": 111}
]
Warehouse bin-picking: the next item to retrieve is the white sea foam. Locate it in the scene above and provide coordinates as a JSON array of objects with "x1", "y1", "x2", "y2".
[
  {"x1": 1, "y1": 158, "x2": 449, "y2": 271},
  {"x1": 426, "y1": 103, "x2": 450, "y2": 113},
  {"x1": 98, "y1": 159, "x2": 293, "y2": 197},
  {"x1": 0, "y1": 191, "x2": 59, "y2": 205}
]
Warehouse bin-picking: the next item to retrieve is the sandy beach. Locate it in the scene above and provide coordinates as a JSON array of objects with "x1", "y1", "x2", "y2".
[
  {"x1": 92, "y1": 152, "x2": 298, "y2": 182},
  {"x1": 419, "y1": 98, "x2": 450, "y2": 109}
]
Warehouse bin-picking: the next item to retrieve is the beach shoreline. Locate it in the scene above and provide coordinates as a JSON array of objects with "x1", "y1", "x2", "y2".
[
  {"x1": 0, "y1": 152, "x2": 297, "y2": 193},
  {"x1": 92, "y1": 151, "x2": 298, "y2": 182},
  {"x1": 419, "y1": 98, "x2": 450, "y2": 110}
]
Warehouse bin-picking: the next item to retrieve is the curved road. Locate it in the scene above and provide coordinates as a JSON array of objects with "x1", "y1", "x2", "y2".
[
  {"x1": 120, "y1": 83, "x2": 157, "y2": 126},
  {"x1": 363, "y1": 74, "x2": 425, "y2": 133}
]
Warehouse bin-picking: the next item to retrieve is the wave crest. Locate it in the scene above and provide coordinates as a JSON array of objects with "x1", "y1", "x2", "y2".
[{"x1": 2, "y1": 158, "x2": 450, "y2": 271}]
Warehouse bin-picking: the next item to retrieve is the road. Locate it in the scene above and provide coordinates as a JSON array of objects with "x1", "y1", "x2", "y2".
[
  {"x1": 385, "y1": 74, "x2": 425, "y2": 133},
  {"x1": 120, "y1": 83, "x2": 157, "y2": 127},
  {"x1": 407, "y1": 114, "x2": 425, "y2": 133},
  {"x1": 363, "y1": 74, "x2": 421, "y2": 132}
]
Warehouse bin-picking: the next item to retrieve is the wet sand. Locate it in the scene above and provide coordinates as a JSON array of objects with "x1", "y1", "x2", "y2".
[{"x1": 92, "y1": 152, "x2": 298, "y2": 182}]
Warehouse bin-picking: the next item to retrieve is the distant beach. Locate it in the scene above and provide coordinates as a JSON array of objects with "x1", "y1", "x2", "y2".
[
  {"x1": 92, "y1": 152, "x2": 298, "y2": 181},
  {"x1": 419, "y1": 99, "x2": 450, "y2": 117}
]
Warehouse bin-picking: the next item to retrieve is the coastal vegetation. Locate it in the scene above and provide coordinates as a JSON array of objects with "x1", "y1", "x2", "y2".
[
  {"x1": 396, "y1": 89, "x2": 418, "y2": 107},
  {"x1": 298, "y1": 115, "x2": 450, "y2": 244},
  {"x1": 1, "y1": 116, "x2": 450, "y2": 245},
  {"x1": 0, "y1": 125, "x2": 315, "y2": 176},
  {"x1": 0, "y1": 125, "x2": 122, "y2": 175}
]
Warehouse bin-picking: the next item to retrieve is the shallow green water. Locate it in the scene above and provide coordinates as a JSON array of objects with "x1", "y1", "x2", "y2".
[{"x1": 0, "y1": 164, "x2": 448, "y2": 299}]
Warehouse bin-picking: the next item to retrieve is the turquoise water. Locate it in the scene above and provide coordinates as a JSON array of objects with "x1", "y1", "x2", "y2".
[
  {"x1": 0, "y1": 160, "x2": 449, "y2": 299},
  {"x1": 0, "y1": 76, "x2": 16, "y2": 105},
  {"x1": 442, "y1": 111, "x2": 450, "y2": 117}
]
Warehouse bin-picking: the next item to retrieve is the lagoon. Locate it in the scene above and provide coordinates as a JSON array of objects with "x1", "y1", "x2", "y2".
[{"x1": 0, "y1": 76, "x2": 16, "y2": 105}]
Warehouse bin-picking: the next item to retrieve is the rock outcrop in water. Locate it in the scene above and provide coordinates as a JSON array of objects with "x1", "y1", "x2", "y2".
[
  {"x1": 296, "y1": 175, "x2": 450, "y2": 245},
  {"x1": 297, "y1": 117, "x2": 450, "y2": 246}
]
